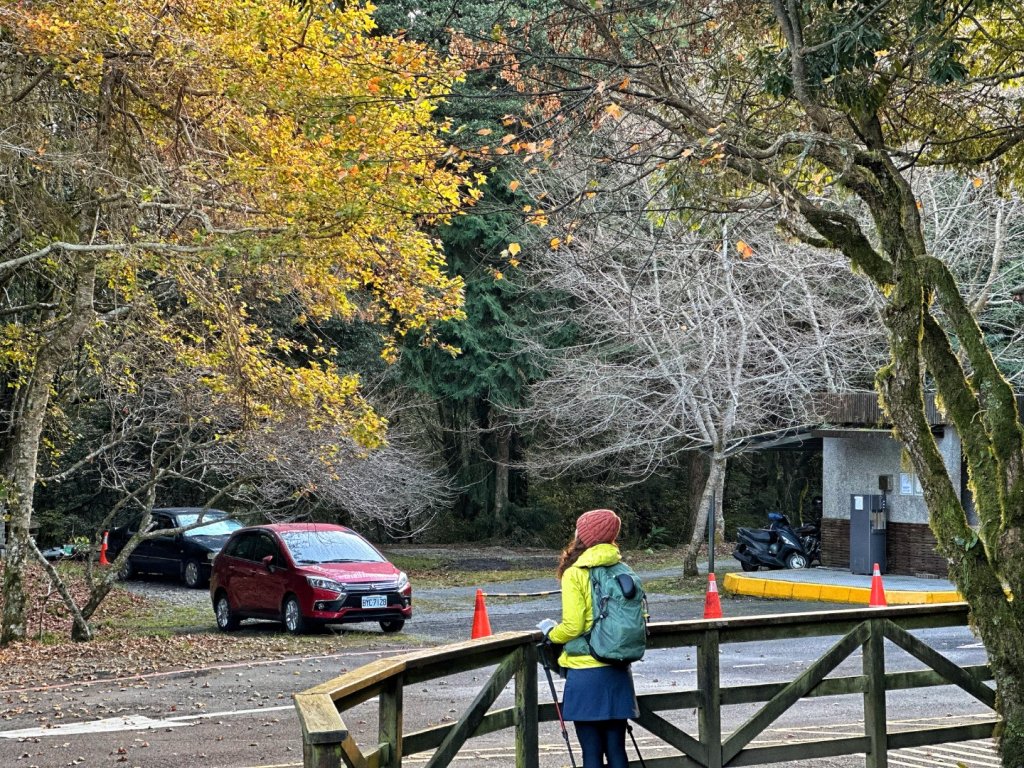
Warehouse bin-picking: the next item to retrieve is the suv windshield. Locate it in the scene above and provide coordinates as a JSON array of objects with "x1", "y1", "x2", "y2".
[
  {"x1": 178, "y1": 516, "x2": 244, "y2": 538},
  {"x1": 279, "y1": 530, "x2": 385, "y2": 565}
]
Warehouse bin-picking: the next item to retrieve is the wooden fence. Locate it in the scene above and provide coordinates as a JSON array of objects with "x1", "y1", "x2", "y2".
[{"x1": 294, "y1": 603, "x2": 998, "y2": 768}]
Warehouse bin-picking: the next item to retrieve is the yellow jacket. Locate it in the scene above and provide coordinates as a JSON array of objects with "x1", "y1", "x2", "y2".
[{"x1": 547, "y1": 543, "x2": 621, "y2": 669}]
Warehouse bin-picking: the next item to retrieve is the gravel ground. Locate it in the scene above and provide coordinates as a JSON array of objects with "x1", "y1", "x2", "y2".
[{"x1": 117, "y1": 576, "x2": 211, "y2": 609}]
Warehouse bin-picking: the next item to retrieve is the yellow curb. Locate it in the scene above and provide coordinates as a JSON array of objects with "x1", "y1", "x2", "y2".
[
  {"x1": 722, "y1": 573, "x2": 963, "y2": 606},
  {"x1": 761, "y1": 579, "x2": 795, "y2": 600},
  {"x1": 790, "y1": 583, "x2": 822, "y2": 601},
  {"x1": 818, "y1": 584, "x2": 852, "y2": 603}
]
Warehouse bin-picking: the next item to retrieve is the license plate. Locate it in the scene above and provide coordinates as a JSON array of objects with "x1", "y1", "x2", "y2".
[{"x1": 361, "y1": 595, "x2": 387, "y2": 609}]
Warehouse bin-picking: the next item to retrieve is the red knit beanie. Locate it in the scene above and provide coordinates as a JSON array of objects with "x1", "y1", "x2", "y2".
[{"x1": 575, "y1": 508, "x2": 621, "y2": 547}]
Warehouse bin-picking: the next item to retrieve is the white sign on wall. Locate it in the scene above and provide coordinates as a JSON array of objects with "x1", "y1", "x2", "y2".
[{"x1": 900, "y1": 473, "x2": 924, "y2": 496}]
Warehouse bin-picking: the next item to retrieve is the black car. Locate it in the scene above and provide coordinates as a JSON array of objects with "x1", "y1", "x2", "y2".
[{"x1": 108, "y1": 508, "x2": 245, "y2": 588}]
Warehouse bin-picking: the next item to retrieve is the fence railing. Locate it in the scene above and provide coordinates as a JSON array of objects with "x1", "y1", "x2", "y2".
[{"x1": 294, "y1": 603, "x2": 998, "y2": 768}]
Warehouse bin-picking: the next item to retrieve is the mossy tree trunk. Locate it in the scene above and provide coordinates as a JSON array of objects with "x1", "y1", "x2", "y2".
[{"x1": 819, "y1": 144, "x2": 1024, "y2": 765}]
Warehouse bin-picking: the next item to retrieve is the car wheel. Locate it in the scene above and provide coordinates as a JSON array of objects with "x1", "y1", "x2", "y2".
[
  {"x1": 282, "y1": 595, "x2": 307, "y2": 635},
  {"x1": 117, "y1": 558, "x2": 134, "y2": 581},
  {"x1": 183, "y1": 559, "x2": 204, "y2": 589},
  {"x1": 740, "y1": 560, "x2": 759, "y2": 572},
  {"x1": 379, "y1": 620, "x2": 405, "y2": 634},
  {"x1": 214, "y1": 592, "x2": 239, "y2": 631},
  {"x1": 786, "y1": 552, "x2": 809, "y2": 570}
]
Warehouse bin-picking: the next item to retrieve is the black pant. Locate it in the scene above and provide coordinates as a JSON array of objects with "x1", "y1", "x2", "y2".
[{"x1": 574, "y1": 719, "x2": 628, "y2": 768}]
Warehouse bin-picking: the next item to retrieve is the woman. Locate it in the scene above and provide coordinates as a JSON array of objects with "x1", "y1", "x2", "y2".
[{"x1": 543, "y1": 508, "x2": 638, "y2": 768}]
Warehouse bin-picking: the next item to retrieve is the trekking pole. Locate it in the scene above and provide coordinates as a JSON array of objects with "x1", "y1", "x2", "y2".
[
  {"x1": 538, "y1": 639, "x2": 578, "y2": 768},
  {"x1": 626, "y1": 721, "x2": 648, "y2": 768}
]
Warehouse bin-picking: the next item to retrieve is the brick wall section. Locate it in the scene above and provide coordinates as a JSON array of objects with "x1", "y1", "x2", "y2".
[
  {"x1": 886, "y1": 522, "x2": 949, "y2": 577},
  {"x1": 821, "y1": 518, "x2": 948, "y2": 577},
  {"x1": 822, "y1": 518, "x2": 850, "y2": 568}
]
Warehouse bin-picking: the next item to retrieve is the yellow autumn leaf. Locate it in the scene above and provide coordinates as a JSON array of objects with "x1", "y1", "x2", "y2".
[
  {"x1": 550, "y1": 237, "x2": 561, "y2": 250},
  {"x1": 508, "y1": 242, "x2": 522, "y2": 256},
  {"x1": 509, "y1": 179, "x2": 521, "y2": 192},
  {"x1": 973, "y1": 177, "x2": 984, "y2": 188},
  {"x1": 605, "y1": 103, "x2": 624, "y2": 120},
  {"x1": 477, "y1": 128, "x2": 493, "y2": 135},
  {"x1": 736, "y1": 240, "x2": 755, "y2": 259}
]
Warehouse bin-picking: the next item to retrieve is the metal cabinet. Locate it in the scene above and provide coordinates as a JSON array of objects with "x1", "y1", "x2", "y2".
[{"x1": 850, "y1": 493, "x2": 887, "y2": 575}]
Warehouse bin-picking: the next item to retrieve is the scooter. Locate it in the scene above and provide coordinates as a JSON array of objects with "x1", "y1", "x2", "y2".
[{"x1": 733, "y1": 512, "x2": 819, "y2": 571}]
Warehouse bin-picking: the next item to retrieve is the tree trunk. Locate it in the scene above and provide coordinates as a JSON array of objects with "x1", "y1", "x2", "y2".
[
  {"x1": 681, "y1": 452, "x2": 727, "y2": 576},
  {"x1": 492, "y1": 415, "x2": 512, "y2": 528},
  {"x1": 1, "y1": 259, "x2": 97, "y2": 645}
]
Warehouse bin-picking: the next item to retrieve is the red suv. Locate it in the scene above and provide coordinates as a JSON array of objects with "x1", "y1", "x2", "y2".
[{"x1": 209, "y1": 523, "x2": 412, "y2": 634}]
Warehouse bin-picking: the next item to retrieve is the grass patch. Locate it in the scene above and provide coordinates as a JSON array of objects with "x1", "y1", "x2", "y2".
[
  {"x1": 100, "y1": 600, "x2": 215, "y2": 636},
  {"x1": 645, "y1": 566, "x2": 742, "y2": 597},
  {"x1": 404, "y1": 566, "x2": 556, "y2": 589}
]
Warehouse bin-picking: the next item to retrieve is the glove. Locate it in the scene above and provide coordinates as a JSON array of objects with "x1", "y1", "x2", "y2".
[{"x1": 536, "y1": 618, "x2": 557, "y2": 636}]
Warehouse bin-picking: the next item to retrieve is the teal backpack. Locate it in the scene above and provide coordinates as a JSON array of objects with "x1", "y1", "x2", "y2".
[{"x1": 565, "y1": 562, "x2": 648, "y2": 665}]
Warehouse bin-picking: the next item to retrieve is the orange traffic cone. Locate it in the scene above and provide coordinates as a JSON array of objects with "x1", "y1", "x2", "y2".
[
  {"x1": 869, "y1": 562, "x2": 887, "y2": 607},
  {"x1": 703, "y1": 573, "x2": 723, "y2": 619},
  {"x1": 98, "y1": 530, "x2": 110, "y2": 567},
  {"x1": 471, "y1": 589, "x2": 492, "y2": 638}
]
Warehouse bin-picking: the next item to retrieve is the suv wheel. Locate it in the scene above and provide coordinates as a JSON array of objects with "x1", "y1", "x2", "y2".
[
  {"x1": 214, "y1": 592, "x2": 239, "y2": 631},
  {"x1": 117, "y1": 558, "x2": 134, "y2": 581},
  {"x1": 283, "y1": 595, "x2": 307, "y2": 635},
  {"x1": 183, "y1": 559, "x2": 204, "y2": 589},
  {"x1": 380, "y1": 620, "x2": 405, "y2": 634}
]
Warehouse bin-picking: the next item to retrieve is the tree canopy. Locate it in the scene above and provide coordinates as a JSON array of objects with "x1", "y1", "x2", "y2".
[{"x1": 0, "y1": 0, "x2": 470, "y2": 641}]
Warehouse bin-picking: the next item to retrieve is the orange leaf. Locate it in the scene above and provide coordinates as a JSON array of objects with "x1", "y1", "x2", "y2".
[{"x1": 736, "y1": 240, "x2": 754, "y2": 259}]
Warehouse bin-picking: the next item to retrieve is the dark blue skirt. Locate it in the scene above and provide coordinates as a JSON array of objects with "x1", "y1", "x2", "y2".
[{"x1": 562, "y1": 665, "x2": 638, "y2": 721}]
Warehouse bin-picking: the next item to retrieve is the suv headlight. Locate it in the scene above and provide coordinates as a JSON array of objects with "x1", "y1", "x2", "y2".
[
  {"x1": 396, "y1": 571, "x2": 410, "y2": 591},
  {"x1": 306, "y1": 576, "x2": 346, "y2": 594}
]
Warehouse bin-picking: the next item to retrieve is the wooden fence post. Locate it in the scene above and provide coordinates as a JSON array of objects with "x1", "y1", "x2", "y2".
[
  {"x1": 698, "y1": 628, "x2": 722, "y2": 768},
  {"x1": 379, "y1": 673, "x2": 404, "y2": 768},
  {"x1": 295, "y1": 692, "x2": 347, "y2": 768},
  {"x1": 863, "y1": 618, "x2": 888, "y2": 768},
  {"x1": 515, "y1": 643, "x2": 539, "y2": 768}
]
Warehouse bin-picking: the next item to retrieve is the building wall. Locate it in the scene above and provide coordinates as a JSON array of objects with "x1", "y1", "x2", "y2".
[{"x1": 821, "y1": 429, "x2": 961, "y2": 576}]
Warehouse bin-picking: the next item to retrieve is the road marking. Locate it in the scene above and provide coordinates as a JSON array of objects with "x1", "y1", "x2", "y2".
[
  {"x1": 732, "y1": 663, "x2": 766, "y2": 669},
  {"x1": 0, "y1": 715, "x2": 191, "y2": 738},
  {"x1": 669, "y1": 668, "x2": 696, "y2": 673},
  {"x1": 0, "y1": 704, "x2": 295, "y2": 739},
  {"x1": 957, "y1": 641, "x2": 985, "y2": 649},
  {"x1": 165, "y1": 704, "x2": 294, "y2": 722},
  {"x1": 907, "y1": 743, "x2": 1001, "y2": 766}
]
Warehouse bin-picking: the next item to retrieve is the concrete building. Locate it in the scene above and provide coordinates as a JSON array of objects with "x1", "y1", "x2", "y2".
[{"x1": 814, "y1": 393, "x2": 971, "y2": 578}]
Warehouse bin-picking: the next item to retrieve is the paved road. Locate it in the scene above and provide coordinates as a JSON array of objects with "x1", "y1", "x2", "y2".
[{"x1": 0, "y1": 578, "x2": 999, "y2": 768}]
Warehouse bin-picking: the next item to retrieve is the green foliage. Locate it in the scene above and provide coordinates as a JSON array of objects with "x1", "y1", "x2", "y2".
[{"x1": 723, "y1": 450, "x2": 823, "y2": 539}]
